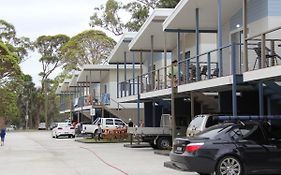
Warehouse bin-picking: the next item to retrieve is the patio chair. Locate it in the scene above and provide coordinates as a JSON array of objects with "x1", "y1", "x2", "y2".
[
  {"x1": 211, "y1": 68, "x2": 219, "y2": 78},
  {"x1": 200, "y1": 65, "x2": 208, "y2": 80}
]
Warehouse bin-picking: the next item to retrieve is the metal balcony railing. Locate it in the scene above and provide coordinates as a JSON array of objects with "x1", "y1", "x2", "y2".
[{"x1": 246, "y1": 26, "x2": 281, "y2": 71}]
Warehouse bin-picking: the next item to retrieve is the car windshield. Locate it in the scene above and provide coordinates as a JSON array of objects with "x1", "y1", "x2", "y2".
[
  {"x1": 196, "y1": 125, "x2": 232, "y2": 139},
  {"x1": 93, "y1": 118, "x2": 100, "y2": 125},
  {"x1": 188, "y1": 115, "x2": 204, "y2": 129}
]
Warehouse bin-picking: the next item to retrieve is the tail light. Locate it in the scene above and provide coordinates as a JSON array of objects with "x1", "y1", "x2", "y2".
[
  {"x1": 58, "y1": 127, "x2": 63, "y2": 130},
  {"x1": 185, "y1": 143, "x2": 204, "y2": 153}
]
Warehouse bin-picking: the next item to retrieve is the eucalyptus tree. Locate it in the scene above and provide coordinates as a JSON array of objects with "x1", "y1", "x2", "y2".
[
  {"x1": 35, "y1": 34, "x2": 70, "y2": 127},
  {"x1": 0, "y1": 41, "x2": 21, "y2": 87},
  {"x1": 61, "y1": 30, "x2": 116, "y2": 71},
  {"x1": 0, "y1": 19, "x2": 33, "y2": 63},
  {"x1": 89, "y1": 0, "x2": 180, "y2": 35}
]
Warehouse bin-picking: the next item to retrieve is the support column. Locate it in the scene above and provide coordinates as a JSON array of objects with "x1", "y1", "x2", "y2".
[
  {"x1": 117, "y1": 63, "x2": 119, "y2": 98},
  {"x1": 259, "y1": 81, "x2": 264, "y2": 116},
  {"x1": 140, "y1": 52, "x2": 143, "y2": 93},
  {"x1": 267, "y1": 97, "x2": 271, "y2": 115},
  {"x1": 231, "y1": 43, "x2": 237, "y2": 116},
  {"x1": 164, "y1": 33, "x2": 167, "y2": 88},
  {"x1": 191, "y1": 92, "x2": 195, "y2": 119},
  {"x1": 124, "y1": 51, "x2": 127, "y2": 96},
  {"x1": 132, "y1": 52, "x2": 135, "y2": 95},
  {"x1": 243, "y1": 0, "x2": 248, "y2": 71},
  {"x1": 217, "y1": 0, "x2": 223, "y2": 76},
  {"x1": 177, "y1": 32, "x2": 181, "y2": 84},
  {"x1": 137, "y1": 76, "x2": 140, "y2": 125},
  {"x1": 152, "y1": 99, "x2": 156, "y2": 127},
  {"x1": 195, "y1": 8, "x2": 200, "y2": 81},
  {"x1": 151, "y1": 35, "x2": 154, "y2": 90}
]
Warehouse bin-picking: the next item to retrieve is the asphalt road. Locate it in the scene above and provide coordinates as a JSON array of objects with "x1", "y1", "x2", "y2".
[{"x1": 0, "y1": 131, "x2": 197, "y2": 175}]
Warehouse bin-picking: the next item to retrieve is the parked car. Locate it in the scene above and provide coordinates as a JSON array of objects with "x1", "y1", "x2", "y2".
[
  {"x1": 6, "y1": 124, "x2": 16, "y2": 131},
  {"x1": 186, "y1": 114, "x2": 220, "y2": 137},
  {"x1": 167, "y1": 121, "x2": 281, "y2": 175},
  {"x1": 38, "y1": 122, "x2": 46, "y2": 130},
  {"x1": 52, "y1": 122, "x2": 75, "y2": 138}
]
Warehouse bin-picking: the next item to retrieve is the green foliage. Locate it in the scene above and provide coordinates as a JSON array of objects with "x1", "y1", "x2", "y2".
[
  {"x1": 157, "y1": 0, "x2": 180, "y2": 8},
  {"x1": 35, "y1": 34, "x2": 70, "y2": 86},
  {"x1": 0, "y1": 41, "x2": 22, "y2": 86},
  {"x1": 124, "y1": 2, "x2": 150, "y2": 32},
  {"x1": 0, "y1": 19, "x2": 34, "y2": 62},
  {"x1": 61, "y1": 30, "x2": 116, "y2": 71},
  {"x1": 89, "y1": 0, "x2": 180, "y2": 35},
  {"x1": 0, "y1": 88, "x2": 19, "y2": 123},
  {"x1": 89, "y1": 0, "x2": 124, "y2": 35}
]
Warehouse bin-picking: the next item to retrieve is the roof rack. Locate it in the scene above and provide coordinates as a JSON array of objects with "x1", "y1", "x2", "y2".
[{"x1": 217, "y1": 115, "x2": 281, "y2": 121}]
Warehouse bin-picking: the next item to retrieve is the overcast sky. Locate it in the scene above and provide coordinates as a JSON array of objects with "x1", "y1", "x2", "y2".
[{"x1": 0, "y1": 0, "x2": 130, "y2": 87}]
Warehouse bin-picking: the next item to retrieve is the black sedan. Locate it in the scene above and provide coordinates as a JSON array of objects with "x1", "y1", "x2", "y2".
[{"x1": 167, "y1": 121, "x2": 281, "y2": 175}]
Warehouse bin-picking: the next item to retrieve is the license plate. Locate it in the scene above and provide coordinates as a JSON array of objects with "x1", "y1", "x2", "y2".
[
  {"x1": 176, "y1": 147, "x2": 183, "y2": 151},
  {"x1": 64, "y1": 132, "x2": 68, "y2": 134}
]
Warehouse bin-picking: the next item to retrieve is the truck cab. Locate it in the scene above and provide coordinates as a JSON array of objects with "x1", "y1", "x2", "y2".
[{"x1": 82, "y1": 118, "x2": 126, "y2": 136}]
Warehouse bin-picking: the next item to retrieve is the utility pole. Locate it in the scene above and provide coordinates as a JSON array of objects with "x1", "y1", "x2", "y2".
[
  {"x1": 25, "y1": 101, "x2": 29, "y2": 130},
  {"x1": 44, "y1": 80, "x2": 48, "y2": 128}
]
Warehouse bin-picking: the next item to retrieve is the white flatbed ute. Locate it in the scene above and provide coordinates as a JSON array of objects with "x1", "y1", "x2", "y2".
[{"x1": 127, "y1": 114, "x2": 178, "y2": 150}]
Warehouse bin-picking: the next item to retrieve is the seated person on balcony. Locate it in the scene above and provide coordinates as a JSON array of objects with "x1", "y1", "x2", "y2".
[{"x1": 190, "y1": 64, "x2": 196, "y2": 81}]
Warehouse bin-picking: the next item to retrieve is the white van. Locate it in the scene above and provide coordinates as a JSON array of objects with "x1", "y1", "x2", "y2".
[{"x1": 186, "y1": 114, "x2": 219, "y2": 137}]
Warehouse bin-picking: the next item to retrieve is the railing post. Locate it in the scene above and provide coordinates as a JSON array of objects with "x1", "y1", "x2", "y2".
[
  {"x1": 261, "y1": 34, "x2": 266, "y2": 69},
  {"x1": 207, "y1": 52, "x2": 211, "y2": 79},
  {"x1": 186, "y1": 59, "x2": 190, "y2": 83},
  {"x1": 157, "y1": 69, "x2": 160, "y2": 90},
  {"x1": 164, "y1": 67, "x2": 167, "y2": 89}
]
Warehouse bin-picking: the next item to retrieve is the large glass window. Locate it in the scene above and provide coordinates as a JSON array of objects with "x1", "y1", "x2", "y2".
[{"x1": 106, "y1": 119, "x2": 114, "y2": 125}]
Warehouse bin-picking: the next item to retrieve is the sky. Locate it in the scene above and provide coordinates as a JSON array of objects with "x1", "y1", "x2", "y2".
[{"x1": 0, "y1": 0, "x2": 131, "y2": 87}]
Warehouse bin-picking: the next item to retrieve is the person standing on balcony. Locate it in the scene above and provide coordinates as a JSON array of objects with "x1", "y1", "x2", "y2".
[{"x1": 168, "y1": 60, "x2": 178, "y2": 87}]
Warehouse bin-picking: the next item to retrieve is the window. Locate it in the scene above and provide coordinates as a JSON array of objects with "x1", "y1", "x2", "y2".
[
  {"x1": 115, "y1": 119, "x2": 124, "y2": 126},
  {"x1": 205, "y1": 116, "x2": 219, "y2": 128},
  {"x1": 106, "y1": 119, "x2": 114, "y2": 125},
  {"x1": 188, "y1": 115, "x2": 204, "y2": 129}
]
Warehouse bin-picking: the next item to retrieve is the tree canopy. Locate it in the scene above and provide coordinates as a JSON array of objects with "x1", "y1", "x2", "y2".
[
  {"x1": 89, "y1": 0, "x2": 180, "y2": 35},
  {"x1": 61, "y1": 30, "x2": 116, "y2": 71},
  {"x1": 35, "y1": 34, "x2": 70, "y2": 88},
  {"x1": 0, "y1": 19, "x2": 33, "y2": 62}
]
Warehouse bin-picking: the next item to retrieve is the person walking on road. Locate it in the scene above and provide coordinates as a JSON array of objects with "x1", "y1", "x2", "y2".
[
  {"x1": 128, "y1": 118, "x2": 133, "y2": 127},
  {"x1": 97, "y1": 123, "x2": 102, "y2": 141},
  {"x1": 0, "y1": 128, "x2": 6, "y2": 146}
]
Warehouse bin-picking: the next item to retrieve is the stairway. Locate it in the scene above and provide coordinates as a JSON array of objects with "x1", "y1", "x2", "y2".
[
  {"x1": 263, "y1": 81, "x2": 281, "y2": 105},
  {"x1": 193, "y1": 92, "x2": 218, "y2": 113}
]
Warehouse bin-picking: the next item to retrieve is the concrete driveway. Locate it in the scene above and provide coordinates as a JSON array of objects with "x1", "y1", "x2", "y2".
[{"x1": 0, "y1": 131, "x2": 197, "y2": 175}]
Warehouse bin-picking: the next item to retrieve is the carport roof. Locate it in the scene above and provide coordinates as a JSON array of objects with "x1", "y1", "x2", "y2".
[
  {"x1": 108, "y1": 32, "x2": 137, "y2": 64},
  {"x1": 163, "y1": 0, "x2": 243, "y2": 31},
  {"x1": 69, "y1": 73, "x2": 79, "y2": 87},
  {"x1": 77, "y1": 64, "x2": 140, "y2": 83},
  {"x1": 129, "y1": 8, "x2": 176, "y2": 52}
]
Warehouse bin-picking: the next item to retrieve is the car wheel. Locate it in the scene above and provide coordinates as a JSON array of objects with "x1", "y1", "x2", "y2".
[
  {"x1": 149, "y1": 142, "x2": 158, "y2": 149},
  {"x1": 68, "y1": 135, "x2": 71, "y2": 138},
  {"x1": 156, "y1": 137, "x2": 171, "y2": 150},
  {"x1": 216, "y1": 156, "x2": 243, "y2": 175},
  {"x1": 72, "y1": 135, "x2": 75, "y2": 138}
]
